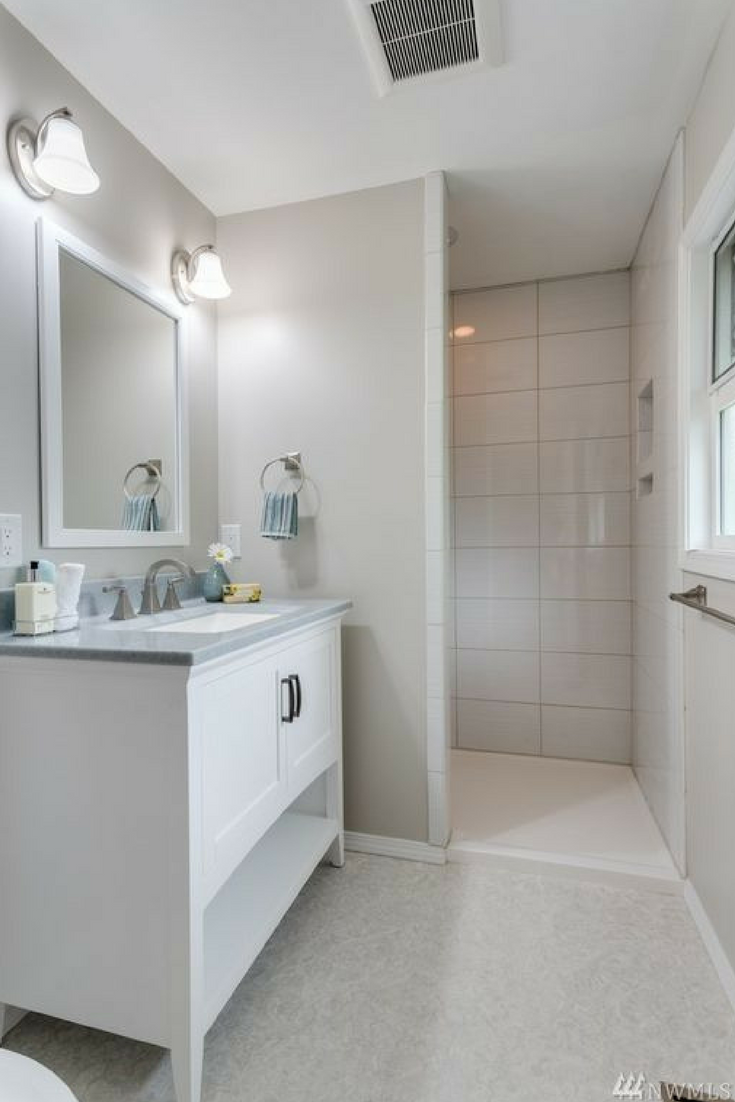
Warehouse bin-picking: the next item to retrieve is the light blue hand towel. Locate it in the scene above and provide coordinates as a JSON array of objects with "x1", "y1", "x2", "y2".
[
  {"x1": 260, "y1": 491, "x2": 298, "y2": 540},
  {"x1": 122, "y1": 494, "x2": 160, "y2": 532}
]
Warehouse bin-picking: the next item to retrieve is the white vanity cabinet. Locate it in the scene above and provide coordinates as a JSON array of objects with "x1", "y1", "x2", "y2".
[{"x1": 0, "y1": 613, "x2": 345, "y2": 1102}]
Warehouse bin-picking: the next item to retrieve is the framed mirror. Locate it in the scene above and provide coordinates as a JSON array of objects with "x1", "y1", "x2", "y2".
[{"x1": 37, "y1": 219, "x2": 189, "y2": 547}]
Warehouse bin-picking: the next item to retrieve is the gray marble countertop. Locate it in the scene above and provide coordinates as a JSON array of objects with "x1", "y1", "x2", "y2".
[{"x1": 0, "y1": 598, "x2": 351, "y2": 666}]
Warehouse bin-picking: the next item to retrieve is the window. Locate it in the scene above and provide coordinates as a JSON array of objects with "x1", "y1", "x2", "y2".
[
  {"x1": 682, "y1": 138, "x2": 735, "y2": 581},
  {"x1": 718, "y1": 397, "x2": 735, "y2": 537},
  {"x1": 713, "y1": 218, "x2": 735, "y2": 382},
  {"x1": 712, "y1": 217, "x2": 735, "y2": 548}
]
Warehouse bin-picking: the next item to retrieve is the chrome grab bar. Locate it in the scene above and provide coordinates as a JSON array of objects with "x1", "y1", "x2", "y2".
[{"x1": 669, "y1": 585, "x2": 735, "y2": 628}]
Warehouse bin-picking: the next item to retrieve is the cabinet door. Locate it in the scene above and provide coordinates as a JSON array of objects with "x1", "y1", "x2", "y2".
[
  {"x1": 198, "y1": 654, "x2": 284, "y2": 894},
  {"x1": 279, "y1": 628, "x2": 339, "y2": 797}
]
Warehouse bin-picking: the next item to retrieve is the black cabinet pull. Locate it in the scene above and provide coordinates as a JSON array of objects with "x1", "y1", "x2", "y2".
[
  {"x1": 281, "y1": 677, "x2": 295, "y2": 723},
  {"x1": 291, "y1": 674, "x2": 302, "y2": 718}
]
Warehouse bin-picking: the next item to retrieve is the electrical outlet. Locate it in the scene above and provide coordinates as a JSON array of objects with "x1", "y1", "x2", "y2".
[
  {"x1": 219, "y1": 523, "x2": 241, "y2": 560},
  {"x1": 0, "y1": 514, "x2": 22, "y2": 569}
]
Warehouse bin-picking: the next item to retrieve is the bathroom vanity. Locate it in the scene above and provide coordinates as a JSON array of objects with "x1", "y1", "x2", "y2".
[{"x1": 0, "y1": 598, "x2": 350, "y2": 1102}]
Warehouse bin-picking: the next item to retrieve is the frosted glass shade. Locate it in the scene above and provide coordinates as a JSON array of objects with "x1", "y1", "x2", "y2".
[
  {"x1": 189, "y1": 248, "x2": 232, "y2": 300},
  {"x1": 34, "y1": 115, "x2": 100, "y2": 195}
]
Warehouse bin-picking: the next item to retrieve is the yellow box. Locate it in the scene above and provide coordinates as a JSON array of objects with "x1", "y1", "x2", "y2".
[{"x1": 222, "y1": 583, "x2": 262, "y2": 604}]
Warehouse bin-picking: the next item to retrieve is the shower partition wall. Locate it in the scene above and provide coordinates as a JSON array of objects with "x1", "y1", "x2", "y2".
[
  {"x1": 450, "y1": 271, "x2": 633, "y2": 765},
  {"x1": 424, "y1": 171, "x2": 452, "y2": 847}
]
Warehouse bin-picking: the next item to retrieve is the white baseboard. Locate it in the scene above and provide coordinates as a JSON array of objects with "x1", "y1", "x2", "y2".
[
  {"x1": 684, "y1": 880, "x2": 735, "y2": 1014},
  {"x1": 344, "y1": 830, "x2": 446, "y2": 865}
]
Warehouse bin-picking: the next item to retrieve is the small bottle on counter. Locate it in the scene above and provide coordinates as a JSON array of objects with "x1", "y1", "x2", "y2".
[{"x1": 14, "y1": 560, "x2": 57, "y2": 636}]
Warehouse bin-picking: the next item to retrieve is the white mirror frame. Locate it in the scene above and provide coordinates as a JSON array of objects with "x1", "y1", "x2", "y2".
[{"x1": 37, "y1": 218, "x2": 190, "y2": 548}]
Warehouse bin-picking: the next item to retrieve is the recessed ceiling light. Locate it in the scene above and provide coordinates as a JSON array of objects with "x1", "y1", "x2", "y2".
[{"x1": 453, "y1": 325, "x2": 476, "y2": 339}]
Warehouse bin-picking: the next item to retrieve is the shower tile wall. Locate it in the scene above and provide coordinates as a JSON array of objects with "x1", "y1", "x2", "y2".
[{"x1": 451, "y1": 272, "x2": 632, "y2": 763}]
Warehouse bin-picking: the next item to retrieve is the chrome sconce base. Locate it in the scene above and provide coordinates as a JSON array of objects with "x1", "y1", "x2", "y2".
[
  {"x1": 7, "y1": 115, "x2": 56, "y2": 200},
  {"x1": 171, "y1": 248, "x2": 197, "y2": 305}
]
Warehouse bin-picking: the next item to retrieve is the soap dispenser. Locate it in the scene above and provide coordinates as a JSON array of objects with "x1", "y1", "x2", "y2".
[{"x1": 14, "y1": 561, "x2": 57, "y2": 635}]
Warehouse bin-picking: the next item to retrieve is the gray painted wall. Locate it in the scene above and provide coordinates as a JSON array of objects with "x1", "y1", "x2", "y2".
[
  {"x1": 685, "y1": 0, "x2": 735, "y2": 219},
  {"x1": 217, "y1": 181, "x2": 428, "y2": 842},
  {"x1": 0, "y1": 5, "x2": 218, "y2": 586}
]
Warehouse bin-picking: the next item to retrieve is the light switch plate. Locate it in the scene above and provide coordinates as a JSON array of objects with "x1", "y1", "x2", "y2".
[
  {"x1": 219, "y1": 523, "x2": 241, "y2": 560},
  {"x1": 0, "y1": 514, "x2": 22, "y2": 569}
]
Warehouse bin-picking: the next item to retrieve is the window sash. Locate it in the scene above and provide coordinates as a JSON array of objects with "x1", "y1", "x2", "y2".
[
  {"x1": 711, "y1": 374, "x2": 735, "y2": 547},
  {"x1": 712, "y1": 214, "x2": 735, "y2": 383}
]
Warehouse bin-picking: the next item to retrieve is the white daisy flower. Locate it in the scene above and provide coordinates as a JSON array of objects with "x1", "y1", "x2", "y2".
[{"x1": 208, "y1": 542, "x2": 234, "y2": 564}]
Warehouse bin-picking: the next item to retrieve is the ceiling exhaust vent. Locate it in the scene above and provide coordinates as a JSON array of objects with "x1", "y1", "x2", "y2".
[
  {"x1": 372, "y1": 0, "x2": 478, "y2": 81},
  {"x1": 347, "y1": 0, "x2": 502, "y2": 96}
]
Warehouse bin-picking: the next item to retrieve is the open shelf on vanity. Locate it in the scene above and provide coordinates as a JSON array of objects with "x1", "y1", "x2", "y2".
[{"x1": 203, "y1": 810, "x2": 338, "y2": 1031}]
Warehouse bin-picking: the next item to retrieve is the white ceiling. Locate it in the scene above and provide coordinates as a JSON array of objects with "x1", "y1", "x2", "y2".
[{"x1": 3, "y1": 0, "x2": 731, "y2": 287}]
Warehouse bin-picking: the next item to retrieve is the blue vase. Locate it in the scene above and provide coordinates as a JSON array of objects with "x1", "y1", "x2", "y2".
[{"x1": 203, "y1": 561, "x2": 230, "y2": 602}]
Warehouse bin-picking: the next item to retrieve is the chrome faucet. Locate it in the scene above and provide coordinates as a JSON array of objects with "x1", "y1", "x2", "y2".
[{"x1": 140, "y1": 558, "x2": 196, "y2": 615}]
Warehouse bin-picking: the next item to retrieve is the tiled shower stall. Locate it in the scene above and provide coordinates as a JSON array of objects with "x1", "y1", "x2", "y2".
[{"x1": 450, "y1": 271, "x2": 633, "y2": 763}]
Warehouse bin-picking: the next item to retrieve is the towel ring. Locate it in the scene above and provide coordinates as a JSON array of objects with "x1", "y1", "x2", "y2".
[
  {"x1": 123, "y1": 461, "x2": 162, "y2": 501},
  {"x1": 260, "y1": 453, "x2": 305, "y2": 495}
]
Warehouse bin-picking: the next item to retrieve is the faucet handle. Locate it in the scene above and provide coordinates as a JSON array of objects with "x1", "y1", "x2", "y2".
[
  {"x1": 162, "y1": 575, "x2": 187, "y2": 612},
  {"x1": 103, "y1": 584, "x2": 137, "y2": 622}
]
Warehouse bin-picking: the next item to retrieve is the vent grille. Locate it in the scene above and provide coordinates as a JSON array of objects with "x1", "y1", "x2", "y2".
[{"x1": 369, "y1": 0, "x2": 479, "y2": 82}]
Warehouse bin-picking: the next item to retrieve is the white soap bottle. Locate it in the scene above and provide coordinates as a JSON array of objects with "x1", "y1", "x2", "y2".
[{"x1": 14, "y1": 560, "x2": 57, "y2": 636}]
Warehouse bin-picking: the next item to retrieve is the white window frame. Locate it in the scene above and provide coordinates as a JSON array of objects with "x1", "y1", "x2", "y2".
[
  {"x1": 711, "y1": 369, "x2": 735, "y2": 550},
  {"x1": 681, "y1": 126, "x2": 735, "y2": 582}
]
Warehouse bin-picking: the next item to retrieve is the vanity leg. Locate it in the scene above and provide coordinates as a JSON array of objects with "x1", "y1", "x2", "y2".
[
  {"x1": 171, "y1": 1035, "x2": 203, "y2": 1102},
  {"x1": 327, "y1": 831, "x2": 345, "y2": 868},
  {"x1": 167, "y1": 711, "x2": 206, "y2": 1102},
  {"x1": 326, "y1": 760, "x2": 345, "y2": 868}
]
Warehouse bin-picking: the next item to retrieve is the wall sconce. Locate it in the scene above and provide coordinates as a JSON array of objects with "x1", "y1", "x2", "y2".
[
  {"x1": 7, "y1": 107, "x2": 100, "y2": 199},
  {"x1": 171, "y1": 245, "x2": 232, "y2": 304}
]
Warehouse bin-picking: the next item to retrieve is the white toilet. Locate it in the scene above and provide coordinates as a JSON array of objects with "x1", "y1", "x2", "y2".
[{"x1": 0, "y1": 1051, "x2": 78, "y2": 1101}]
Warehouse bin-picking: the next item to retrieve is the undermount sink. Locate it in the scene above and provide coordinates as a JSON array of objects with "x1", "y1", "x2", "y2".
[{"x1": 147, "y1": 611, "x2": 280, "y2": 634}]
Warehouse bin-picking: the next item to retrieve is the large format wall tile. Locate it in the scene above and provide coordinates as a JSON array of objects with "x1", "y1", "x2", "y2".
[
  {"x1": 541, "y1": 652, "x2": 631, "y2": 710},
  {"x1": 539, "y1": 437, "x2": 630, "y2": 493},
  {"x1": 457, "y1": 699, "x2": 541, "y2": 754},
  {"x1": 454, "y1": 390, "x2": 538, "y2": 446},
  {"x1": 454, "y1": 337, "x2": 537, "y2": 395},
  {"x1": 456, "y1": 598, "x2": 540, "y2": 650},
  {"x1": 539, "y1": 382, "x2": 629, "y2": 441},
  {"x1": 456, "y1": 548, "x2": 540, "y2": 599},
  {"x1": 540, "y1": 547, "x2": 630, "y2": 600},
  {"x1": 538, "y1": 271, "x2": 629, "y2": 334},
  {"x1": 454, "y1": 442, "x2": 538, "y2": 496},
  {"x1": 540, "y1": 599, "x2": 631, "y2": 655},
  {"x1": 539, "y1": 326, "x2": 630, "y2": 389},
  {"x1": 541, "y1": 705, "x2": 631, "y2": 763},
  {"x1": 540, "y1": 492, "x2": 630, "y2": 546},
  {"x1": 458, "y1": 648, "x2": 540, "y2": 703},
  {"x1": 451, "y1": 271, "x2": 631, "y2": 764},
  {"x1": 456, "y1": 495, "x2": 539, "y2": 547},
  {"x1": 453, "y1": 283, "x2": 537, "y2": 343}
]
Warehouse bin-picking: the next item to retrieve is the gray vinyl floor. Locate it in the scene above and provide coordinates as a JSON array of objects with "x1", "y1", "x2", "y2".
[{"x1": 4, "y1": 854, "x2": 735, "y2": 1102}]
